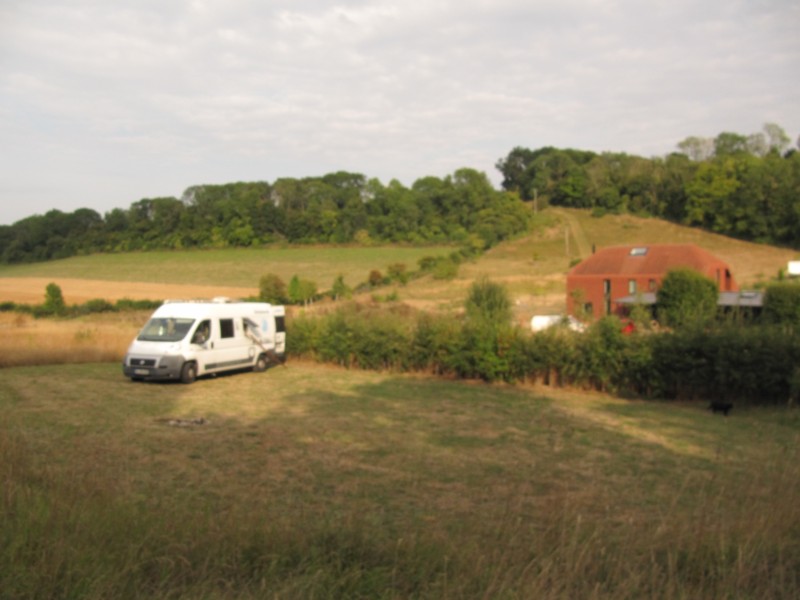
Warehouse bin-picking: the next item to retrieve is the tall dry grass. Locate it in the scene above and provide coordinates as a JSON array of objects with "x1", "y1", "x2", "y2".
[
  {"x1": 2, "y1": 425, "x2": 797, "y2": 599},
  {"x1": 0, "y1": 312, "x2": 142, "y2": 368},
  {"x1": 1, "y1": 362, "x2": 798, "y2": 599}
]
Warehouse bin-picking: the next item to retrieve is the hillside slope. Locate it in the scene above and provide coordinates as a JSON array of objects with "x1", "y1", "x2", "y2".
[{"x1": 0, "y1": 209, "x2": 794, "y2": 324}]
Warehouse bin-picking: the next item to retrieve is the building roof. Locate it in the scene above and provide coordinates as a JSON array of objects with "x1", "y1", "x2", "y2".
[
  {"x1": 717, "y1": 291, "x2": 763, "y2": 307},
  {"x1": 615, "y1": 290, "x2": 762, "y2": 307},
  {"x1": 568, "y1": 244, "x2": 729, "y2": 278}
]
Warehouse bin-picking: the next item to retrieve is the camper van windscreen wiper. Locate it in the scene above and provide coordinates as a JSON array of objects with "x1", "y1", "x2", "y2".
[{"x1": 137, "y1": 318, "x2": 196, "y2": 342}]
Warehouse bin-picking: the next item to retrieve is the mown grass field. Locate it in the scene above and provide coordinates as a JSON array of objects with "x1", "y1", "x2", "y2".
[
  {"x1": 0, "y1": 246, "x2": 455, "y2": 289},
  {"x1": 1, "y1": 362, "x2": 798, "y2": 598}
]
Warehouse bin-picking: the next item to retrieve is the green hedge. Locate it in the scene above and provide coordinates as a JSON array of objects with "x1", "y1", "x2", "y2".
[{"x1": 287, "y1": 307, "x2": 800, "y2": 406}]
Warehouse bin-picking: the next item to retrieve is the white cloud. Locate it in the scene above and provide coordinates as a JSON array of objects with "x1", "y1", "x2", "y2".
[{"x1": 0, "y1": 0, "x2": 798, "y2": 223}]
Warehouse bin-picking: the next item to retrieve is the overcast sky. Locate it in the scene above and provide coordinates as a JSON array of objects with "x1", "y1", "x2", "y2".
[{"x1": 1, "y1": 0, "x2": 798, "y2": 225}]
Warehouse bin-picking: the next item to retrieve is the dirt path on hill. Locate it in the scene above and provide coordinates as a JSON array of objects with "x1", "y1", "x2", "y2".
[
  {"x1": 552, "y1": 208, "x2": 592, "y2": 259},
  {"x1": 0, "y1": 277, "x2": 257, "y2": 304}
]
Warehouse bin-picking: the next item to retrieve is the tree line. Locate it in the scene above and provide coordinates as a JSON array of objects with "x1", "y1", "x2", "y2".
[
  {"x1": 496, "y1": 123, "x2": 800, "y2": 247},
  {"x1": 2, "y1": 123, "x2": 797, "y2": 264},
  {"x1": 0, "y1": 169, "x2": 530, "y2": 264}
]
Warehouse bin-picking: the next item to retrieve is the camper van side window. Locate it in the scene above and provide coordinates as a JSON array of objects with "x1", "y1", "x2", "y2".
[
  {"x1": 220, "y1": 319, "x2": 235, "y2": 339},
  {"x1": 191, "y1": 320, "x2": 211, "y2": 344},
  {"x1": 275, "y1": 316, "x2": 286, "y2": 333}
]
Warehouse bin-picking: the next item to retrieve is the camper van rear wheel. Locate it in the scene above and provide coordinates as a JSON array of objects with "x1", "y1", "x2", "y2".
[
  {"x1": 254, "y1": 354, "x2": 268, "y2": 372},
  {"x1": 180, "y1": 361, "x2": 197, "y2": 384}
]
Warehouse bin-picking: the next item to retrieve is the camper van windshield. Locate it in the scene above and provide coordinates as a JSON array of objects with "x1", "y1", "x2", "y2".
[{"x1": 137, "y1": 318, "x2": 195, "y2": 342}]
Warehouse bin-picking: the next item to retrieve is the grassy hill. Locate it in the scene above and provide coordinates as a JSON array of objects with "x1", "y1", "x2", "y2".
[{"x1": 0, "y1": 208, "x2": 795, "y2": 323}]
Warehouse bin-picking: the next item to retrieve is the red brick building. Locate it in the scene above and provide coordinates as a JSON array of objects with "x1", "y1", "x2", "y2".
[{"x1": 566, "y1": 244, "x2": 738, "y2": 319}]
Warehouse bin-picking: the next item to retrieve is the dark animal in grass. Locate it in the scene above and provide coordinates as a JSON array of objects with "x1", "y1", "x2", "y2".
[{"x1": 709, "y1": 401, "x2": 733, "y2": 416}]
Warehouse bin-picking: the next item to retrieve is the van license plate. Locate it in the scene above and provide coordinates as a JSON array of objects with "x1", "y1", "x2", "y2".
[{"x1": 134, "y1": 369, "x2": 149, "y2": 375}]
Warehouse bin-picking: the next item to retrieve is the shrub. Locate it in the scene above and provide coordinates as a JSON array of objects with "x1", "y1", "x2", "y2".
[
  {"x1": 315, "y1": 310, "x2": 354, "y2": 367},
  {"x1": 287, "y1": 314, "x2": 322, "y2": 358},
  {"x1": 647, "y1": 326, "x2": 800, "y2": 404},
  {"x1": 410, "y1": 313, "x2": 460, "y2": 374},
  {"x1": 572, "y1": 317, "x2": 627, "y2": 392},
  {"x1": 464, "y1": 277, "x2": 512, "y2": 326},
  {"x1": 432, "y1": 259, "x2": 459, "y2": 280},
  {"x1": 331, "y1": 275, "x2": 352, "y2": 301},
  {"x1": 43, "y1": 282, "x2": 66, "y2": 316},
  {"x1": 448, "y1": 321, "x2": 510, "y2": 382},
  {"x1": 656, "y1": 269, "x2": 718, "y2": 328},
  {"x1": 387, "y1": 263, "x2": 409, "y2": 285},
  {"x1": 762, "y1": 282, "x2": 800, "y2": 327},
  {"x1": 259, "y1": 273, "x2": 288, "y2": 304},
  {"x1": 312, "y1": 305, "x2": 412, "y2": 371},
  {"x1": 78, "y1": 299, "x2": 116, "y2": 315},
  {"x1": 417, "y1": 256, "x2": 438, "y2": 271},
  {"x1": 351, "y1": 317, "x2": 411, "y2": 370},
  {"x1": 368, "y1": 270, "x2": 385, "y2": 288},
  {"x1": 288, "y1": 275, "x2": 318, "y2": 306},
  {"x1": 115, "y1": 298, "x2": 162, "y2": 311}
]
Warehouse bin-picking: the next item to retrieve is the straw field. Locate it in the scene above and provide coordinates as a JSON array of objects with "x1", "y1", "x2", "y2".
[{"x1": 0, "y1": 312, "x2": 144, "y2": 368}]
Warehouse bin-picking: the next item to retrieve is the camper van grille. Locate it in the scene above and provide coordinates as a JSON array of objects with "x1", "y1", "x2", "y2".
[{"x1": 129, "y1": 358, "x2": 156, "y2": 367}]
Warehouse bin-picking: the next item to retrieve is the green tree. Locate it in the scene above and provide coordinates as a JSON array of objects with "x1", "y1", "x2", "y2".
[
  {"x1": 684, "y1": 158, "x2": 740, "y2": 229},
  {"x1": 43, "y1": 282, "x2": 66, "y2": 315},
  {"x1": 288, "y1": 275, "x2": 317, "y2": 306},
  {"x1": 331, "y1": 274, "x2": 351, "y2": 301},
  {"x1": 464, "y1": 276, "x2": 512, "y2": 326},
  {"x1": 656, "y1": 269, "x2": 718, "y2": 328},
  {"x1": 762, "y1": 282, "x2": 800, "y2": 327},
  {"x1": 259, "y1": 273, "x2": 287, "y2": 304},
  {"x1": 763, "y1": 122, "x2": 791, "y2": 154},
  {"x1": 714, "y1": 132, "x2": 749, "y2": 157},
  {"x1": 677, "y1": 136, "x2": 714, "y2": 161}
]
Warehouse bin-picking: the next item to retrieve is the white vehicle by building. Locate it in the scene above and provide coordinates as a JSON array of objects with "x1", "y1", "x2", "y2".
[
  {"x1": 123, "y1": 299, "x2": 286, "y2": 383},
  {"x1": 530, "y1": 314, "x2": 585, "y2": 333}
]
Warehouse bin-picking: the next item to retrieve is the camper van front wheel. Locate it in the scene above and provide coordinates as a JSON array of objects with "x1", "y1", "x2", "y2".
[
  {"x1": 254, "y1": 354, "x2": 268, "y2": 372},
  {"x1": 180, "y1": 362, "x2": 197, "y2": 384}
]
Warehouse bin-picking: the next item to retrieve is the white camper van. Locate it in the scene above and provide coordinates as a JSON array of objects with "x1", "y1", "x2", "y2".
[{"x1": 123, "y1": 299, "x2": 286, "y2": 383}]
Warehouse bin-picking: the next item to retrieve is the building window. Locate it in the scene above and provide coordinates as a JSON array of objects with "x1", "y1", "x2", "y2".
[
  {"x1": 584, "y1": 302, "x2": 593, "y2": 317},
  {"x1": 603, "y1": 279, "x2": 611, "y2": 295},
  {"x1": 628, "y1": 280, "x2": 637, "y2": 295},
  {"x1": 648, "y1": 279, "x2": 657, "y2": 291}
]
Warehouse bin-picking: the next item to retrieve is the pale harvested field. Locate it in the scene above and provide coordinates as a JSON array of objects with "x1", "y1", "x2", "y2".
[
  {"x1": 0, "y1": 311, "x2": 143, "y2": 367},
  {"x1": 0, "y1": 277, "x2": 256, "y2": 305}
]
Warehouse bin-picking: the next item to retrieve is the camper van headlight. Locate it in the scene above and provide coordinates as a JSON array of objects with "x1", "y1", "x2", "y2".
[{"x1": 158, "y1": 354, "x2": 183, "y2": 371}]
